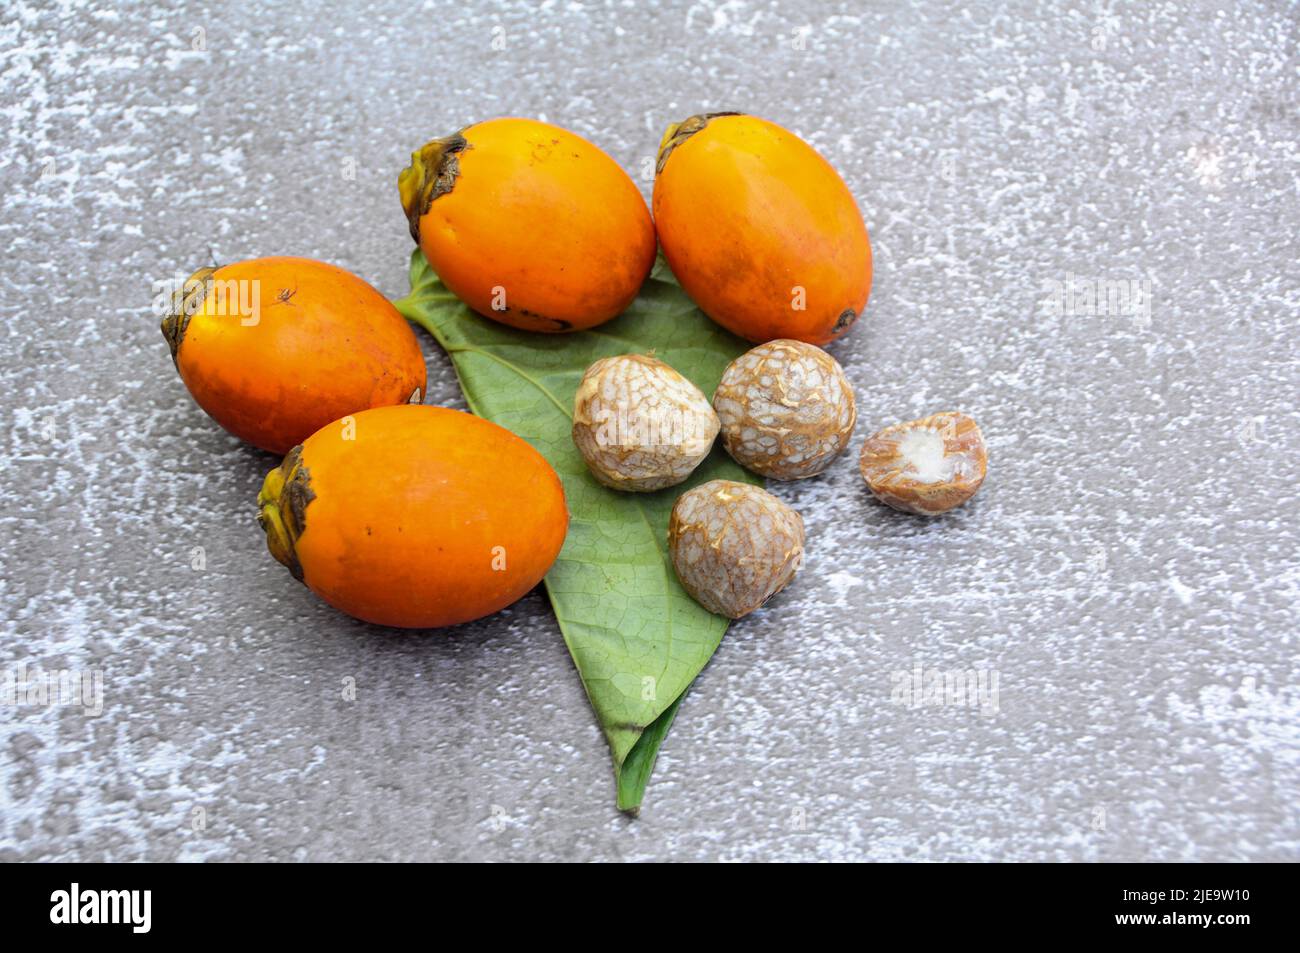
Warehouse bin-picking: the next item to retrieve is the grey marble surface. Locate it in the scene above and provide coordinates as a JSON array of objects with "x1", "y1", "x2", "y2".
[{"x1": 1, "y1": 0, "x2": 1297, "y2": 862}]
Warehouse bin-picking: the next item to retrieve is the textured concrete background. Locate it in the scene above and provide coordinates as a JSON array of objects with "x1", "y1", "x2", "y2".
[{"x1": 1, "y1": 0, "x2": 1297, "y2": 862}]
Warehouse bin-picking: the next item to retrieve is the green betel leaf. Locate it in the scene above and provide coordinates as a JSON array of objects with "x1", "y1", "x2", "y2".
[{"x1": 393, "y1": 250, "x2": 760, "y2": 813}]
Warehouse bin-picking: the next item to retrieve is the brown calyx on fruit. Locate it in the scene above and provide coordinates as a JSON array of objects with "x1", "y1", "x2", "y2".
[
  {"x1": 398, "y1": 132, "x2": 471, "y2": 242},
  {"x1": 257, "y1": 445, "x2": 316, "y2": 582},
  {"x1": 859, "y1": 411, "x2": 987, "y2": 516},
  {"x1": 161, "y1": 266, "x2": 218, "y2": 365},
  {"x1": 655, "y1": 111, "x2": 741, "y2": 174},
  {"x1": 833, "y1": 308, "x2": 858, "y2": 334}
]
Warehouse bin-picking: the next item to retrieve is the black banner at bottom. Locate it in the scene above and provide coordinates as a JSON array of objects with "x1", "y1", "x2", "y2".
[{"x1": 0, "y1": 862, "x2": 1284, "y2": 940}]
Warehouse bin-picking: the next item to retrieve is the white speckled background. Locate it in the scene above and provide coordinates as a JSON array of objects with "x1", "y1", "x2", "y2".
[{"x1": 1, "y1": 0, "x2": 1297, "y2": 861}]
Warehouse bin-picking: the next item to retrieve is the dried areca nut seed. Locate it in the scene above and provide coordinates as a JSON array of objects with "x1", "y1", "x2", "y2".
[
  {"x1": 668, "y1": 480, "x2": 805, "y2": 619},
  {"x1": 859, "y1": 411, "x2": 987, "y2": 515},
  {"x1": 572, "y1": 354, "x2": 720, "y2": 492},
  {"x1": 713, "y1": 339, "x2": 856, "y2": 480}
]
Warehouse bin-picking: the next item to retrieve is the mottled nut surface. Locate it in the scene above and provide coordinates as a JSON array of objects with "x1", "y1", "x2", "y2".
[
  {"x1": 572, "y1": 354, "x2": 720, "y2": 492},
  {"x1": 667, "y1": 479, "x2": 805, "y2": 619},
  {"x1": 713, "y1": 339, "x2": 856, "y2": 480},
  {"x1": 859, "y1": 411, "x2": 987, "y2": 515}
]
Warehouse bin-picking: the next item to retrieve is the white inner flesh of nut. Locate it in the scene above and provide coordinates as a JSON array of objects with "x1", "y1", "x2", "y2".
[{"x1": 897, "y1": 429, "x2": 954, "y2": 484}]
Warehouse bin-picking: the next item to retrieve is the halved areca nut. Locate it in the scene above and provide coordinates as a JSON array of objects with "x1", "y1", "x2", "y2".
[{"x1": 859, "y1": 411, "x2": 987, "y2": 515}]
